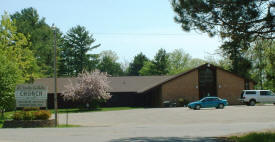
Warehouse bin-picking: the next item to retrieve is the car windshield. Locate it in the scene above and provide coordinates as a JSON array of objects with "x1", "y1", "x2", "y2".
[{"x1": 200, "y1": 98, "x2": 206, "y2": 102}]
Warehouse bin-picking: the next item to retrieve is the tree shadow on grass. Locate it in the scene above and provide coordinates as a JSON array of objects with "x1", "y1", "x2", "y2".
[{"x1": 109, "y1": 137, "x2": 230, "y2": 142}]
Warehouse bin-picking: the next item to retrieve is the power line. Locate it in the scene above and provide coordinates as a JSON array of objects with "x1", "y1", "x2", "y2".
[{"x1": 93, "y1": 33, "x2": 188, "y2": 36}]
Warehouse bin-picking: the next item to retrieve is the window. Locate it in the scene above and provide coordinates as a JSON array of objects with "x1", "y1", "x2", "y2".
[
  {"x1": 260, "y1": 91, "x2": 271, "y2": 96},
  {"x1": 201, "y1": 98, "x2": 209, "y2": 102},
  {"x1": 213, "y1": 98, "x2": 219, "y2": 101},
  {"x1": 208, "y1": 98, "x2": 214, "y2": 101},
  {"x1": 246, "y1": 91, "x2": 256, "y2": 95}
]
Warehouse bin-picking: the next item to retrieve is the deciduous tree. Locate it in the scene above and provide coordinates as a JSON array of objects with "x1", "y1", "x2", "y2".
[
  {"x1": 249, "y1": 40, "x2": 275, "y2": 91},
  {"x1": 0, "y1": 52, "x2": 19, "y2": 119},
  {"x1": 168, "y1": 49, "x2": 192, "y2": 74},
  {"x1": 11, "y1": 7, "x2": 62, "y2": 76},
  {"x1": 0, "y1": 13, "x2": 38, "y2": 117},
  {"x1": 62, "y1": 70, "x2": 111, "y2": 109},
  {"x1": 97, "y1": 51, "x2": 123, "y2": 76}
]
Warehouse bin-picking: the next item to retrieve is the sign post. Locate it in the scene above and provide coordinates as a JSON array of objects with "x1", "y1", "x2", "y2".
[{"x1": 15, "y1": 84, "x2": 48, "y2": 108}]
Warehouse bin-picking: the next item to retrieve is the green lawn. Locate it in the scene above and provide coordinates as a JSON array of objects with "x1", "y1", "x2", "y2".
[
  {"x1": 50, "y1": 107, "x2": 142, "y2": 114},
  {"x1": 229, "y1": 132, "x2": 275, "y2": 142},
  {"x1": 0, "y1": 111, "x2": 13, "y2": 128},
  {"x1": 0, "y1": 120, "x2": 3, "y2": 128}
]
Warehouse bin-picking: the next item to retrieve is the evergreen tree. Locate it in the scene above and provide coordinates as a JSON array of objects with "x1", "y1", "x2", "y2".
[
  {"x1": 139, "y1": 49, "x2": 169, "y2": 75},
  {"x1": 128, "y1": 53, "x2": 148, "y2": 76},
  {"x1": 59, "y1": 25, "x2": 100, "y2": 76},
  {"x1": 171, "y1": 0, "x2": 275, "y2": 76},
  {"x1": 172, "y1": 0, "x2": 275, "y2": 40},
  {"x1": 153, "y1": 48, "x2": 169, "y2": 75}
]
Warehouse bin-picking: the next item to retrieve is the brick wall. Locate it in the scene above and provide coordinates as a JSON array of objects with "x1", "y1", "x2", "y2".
[
  {"x1": 249, "y1": 81, "x2": 254, "y2": 90},
  {"x1": 216, "y1": 69, "x2": 244, "y2": 105},
  {"x1": 161, "y1": 70, "x2": 199, "y2": 103}
]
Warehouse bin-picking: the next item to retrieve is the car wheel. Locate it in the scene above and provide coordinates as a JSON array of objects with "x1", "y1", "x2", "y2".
[
  {"x1": 195, "y1": 105, "x2": 201, "y2": 110},
  {"x1": 218, "y1": 104, "x2": 224, "y2": 109},
  {"x1": 249, "y1": 100, "x2": 256, "y2": 106}
]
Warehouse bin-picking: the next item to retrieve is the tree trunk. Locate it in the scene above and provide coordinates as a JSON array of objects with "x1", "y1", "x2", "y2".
[{"x1": 0, "y1": 109, "x2": 4, "y2": 120}]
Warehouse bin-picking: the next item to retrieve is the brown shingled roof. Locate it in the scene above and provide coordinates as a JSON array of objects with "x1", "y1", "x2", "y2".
[
  {"x1": 33, "y1": 63, "x2": 256, "y2": 94},
  {"x1": 33, "y1": 76, "x2": 174, "y2": 94}
]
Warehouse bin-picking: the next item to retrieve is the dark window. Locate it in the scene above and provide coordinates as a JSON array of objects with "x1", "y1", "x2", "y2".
[
  {"x1": 208, "y1": 98, "x2": 214, "y2": 101},
  {"x1": 202, "y1": 98, "x2": 209, "y2": 102},
  {"x1": 260, "y1": 91, "x2": 271, "y2": 96},
  {"x1": 213, "y1": 98, "x2": 219, "y2": 101},
  {"x1": 206, "y1": 98, "x2": 218, "y2": 102},
  {"x1": 199, "y1": 67, "x2": 216, "y2": 99},
  {"x1": 246, "y1": 91, "x2": 256, "y2": 94}
]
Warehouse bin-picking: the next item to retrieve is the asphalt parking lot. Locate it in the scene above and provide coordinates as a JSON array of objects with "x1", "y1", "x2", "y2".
[
  {"x1": 58, "y1": 105, "x2": 275, "y2": 126},
  {"x1": 1, "y1": 105, "x2": 275, "y2": 142}
]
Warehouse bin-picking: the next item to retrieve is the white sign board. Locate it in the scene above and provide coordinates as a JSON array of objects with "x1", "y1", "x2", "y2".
[{"x1": 15, "y1": 84, "x2": 48, "y2": 107}]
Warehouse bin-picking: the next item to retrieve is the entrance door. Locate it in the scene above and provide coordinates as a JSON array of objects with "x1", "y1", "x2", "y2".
[{"x1": 198, "y1": 66, "x2": 217, "y2": 99}]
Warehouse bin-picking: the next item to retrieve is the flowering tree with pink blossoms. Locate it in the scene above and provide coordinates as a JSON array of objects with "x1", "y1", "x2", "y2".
[{"x1": 62, "y1": 70, "x2": 111, "y2": 109}]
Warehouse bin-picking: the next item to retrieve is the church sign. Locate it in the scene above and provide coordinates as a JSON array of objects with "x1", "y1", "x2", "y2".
[{"x1": 15, "y1": 84, "x2": 48, "y2": 107}]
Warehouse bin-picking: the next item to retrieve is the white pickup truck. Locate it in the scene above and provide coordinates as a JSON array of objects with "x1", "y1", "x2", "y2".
[{"x1": 240, "y1": 90, "x2": 275, "y2": 106}]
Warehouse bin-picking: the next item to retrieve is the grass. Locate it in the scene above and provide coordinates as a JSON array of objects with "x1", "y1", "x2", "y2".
[
  {"x1": 0, "y1": 120, "x2": 3, "y2": 128},
  {"x1": 229, "y1": 132, "x2": 275, "y2": 142},
  {"x1": 0, "y1": 111, "x2": 14, "y2": 128},
  {"x1": 50, "y1": 107, "x2": 142, "y2": 114}
]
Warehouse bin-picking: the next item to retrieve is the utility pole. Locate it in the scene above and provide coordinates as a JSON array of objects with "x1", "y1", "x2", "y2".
[{"x1": 52, "y1": 24, "x2": 58, "y2": 127}]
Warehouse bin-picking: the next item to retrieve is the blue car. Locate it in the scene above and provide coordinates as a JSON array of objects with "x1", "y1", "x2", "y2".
[{"x1": 187, "y1": 97, "x2": 228, "y2": 110}]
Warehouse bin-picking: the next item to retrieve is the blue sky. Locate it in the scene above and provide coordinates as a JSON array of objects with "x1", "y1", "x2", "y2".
[{"x1": 1, "y1": 0, "x2": 222, "y2": 63}]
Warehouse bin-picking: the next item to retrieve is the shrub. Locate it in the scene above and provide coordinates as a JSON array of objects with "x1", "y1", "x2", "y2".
[
  {"x1": 23, "y1": 111, "x2": 33, "y2": 120},
  {"x1": 34, "y1": 110, "x2": 51, "y2": 120},
  {"x1": 12, "y1": 110, "x2": 51, "y2": 120},
  {"x1": 23, "y1": 107, "x2": 40, "y2": 111},
  {"x1": 177, "y1": 98, "x2": 189, "y2": 107},
  {"x1": 13, "y1": 112, "x2": 24, "y2": 120}
]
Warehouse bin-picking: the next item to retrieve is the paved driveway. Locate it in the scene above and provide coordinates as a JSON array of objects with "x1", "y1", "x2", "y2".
[
  {"x1": 58, "y1": 105, "x2": 275, "y2": 126},
  {"x1": 0, "y1": 105, "x2": 275, "y2": 142}
]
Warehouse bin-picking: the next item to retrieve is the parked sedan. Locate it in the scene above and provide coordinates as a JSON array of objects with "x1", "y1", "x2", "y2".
[{"x1": 187, "y1": 97, "x2": 228, "y2": 110}]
